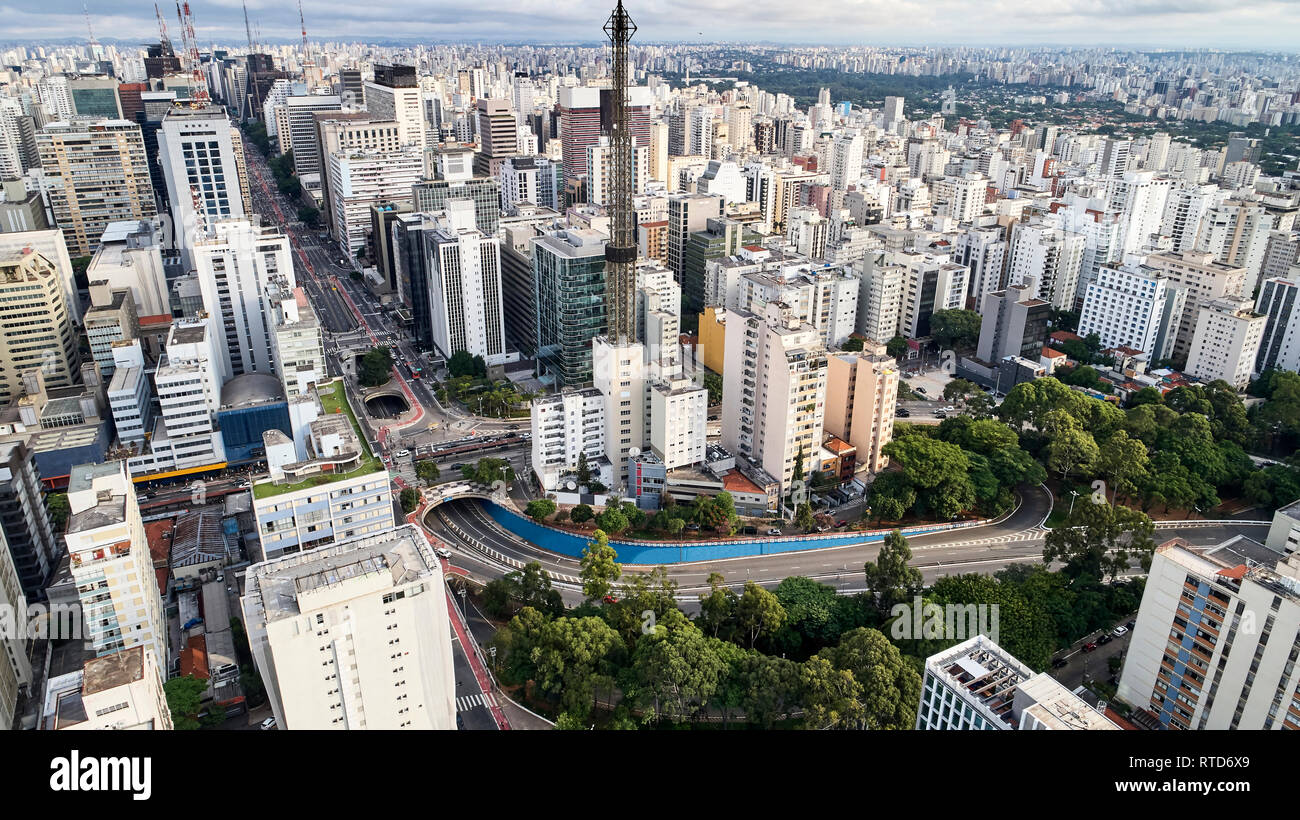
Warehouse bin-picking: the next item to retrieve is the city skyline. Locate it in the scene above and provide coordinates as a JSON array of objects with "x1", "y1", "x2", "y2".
[{"x1": 3, "y1": 0, "x2": 1300, "y2": 51}]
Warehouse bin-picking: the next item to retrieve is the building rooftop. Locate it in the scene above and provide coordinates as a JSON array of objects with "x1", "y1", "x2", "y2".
[
  {"x1": 219, "y1": 372, "x2": 286, "y2": 411},
  {"x1": 82, "y1": 645, "x2": 146, "y2": 695}
]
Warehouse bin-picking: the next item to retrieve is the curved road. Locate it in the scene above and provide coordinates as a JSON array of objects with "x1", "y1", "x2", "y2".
[{"x1": 427, "y1": 488, "x2": 1273, "y2": 599}]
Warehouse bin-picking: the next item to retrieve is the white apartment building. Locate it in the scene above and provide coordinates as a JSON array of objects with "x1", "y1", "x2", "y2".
[
  {"x1": 529, "y1": 387, "x2": 610, "y2": 492},
  {"x1": 0, "y1": 525, "x2": 31, "y2": 730},
  {"x1": 41, "y1": 645, "x2": 172, "y2": 730},
  {"x1": 64, "y1": 460, "x2": 167, "y2": 665},
  {"x1": 241, "y1": 525, "x2": 456, "y2": 730},
  {"x1": 585, "y1": 137, "x2": 648, "y2": 207},
  {"x1": 894, "y1": 250, "x2": 969, "y2": 339},
  {"x1": 87, "y1": 220, "x2": 170, "y2": 318},
  {"x1": 1105, "y1": 171, "x2": 1172, "y2": 257},
  {"x1": 722, "y1": 301, "x2": 828, "y2": 496},
  {"x1": 736, "y1": 262, "x2": 860, "y2": 348},
  {"x1": 1161, "y1": 182, "x2": 1224, "y2": 253},
  {"x1": 635, "y1": 261, "x2": 683, "y2": 370},
  {"x1": 424, "y1": 207, "x2": 508, "y2": 367},
  {"x1": 932, "y1": 173, "x2": 987, "y2": 223},
  {"x1": 856, "y1": 254, "x2": 905, "y2": 343},
  {"x1": 1006, "y1": 222, "x2": 1086, "y2": 311},
  {"x1": 194, "y1": 219, "x2": 296, "y2": 382},
  {"x1": 954, "y1": 226, "x2": 1006, "y2": 307},
  {"x1": 1184, "y1": 298, "x2": 1267, "y2": 390},
  {"x1": 649, "y1": 376, "x2": 709, "y2": 470},
  {"x1": 1255, "y1": 277, "x2": 1300, "y2": 374},
  {"x1": 1197, "y1": 199, "x2": 1274, "y2": 295},
  {"x1": 1144, "y1": 251, "x2": 1248, "y2": 367},
  {"x1": 1078, "y1": 263, "x2": 1186, "y2": 360},
  {"x1": 1118, "y1": 537, "x2": 1300, "y2": 730},
  {"x1": 830, "y1": 132, "x2": 865, "y2": 192},
  {"x1": 363, "y1": 75, "x2": 426, "y2": 166},
  {"x1": 593, "y1": 337, "x2": 649, "y2": 490},
  {"x1": 326, "y1": 146, "x2": 424, "y2": 254},
  {"x1": 917, "y1": 635, "x2": 1119, "y2": 730},
  {"x1": 269, "y1": 285, "x2": 328, "y2": 399}
]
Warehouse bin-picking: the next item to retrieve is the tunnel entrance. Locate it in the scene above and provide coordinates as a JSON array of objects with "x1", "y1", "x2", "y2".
[{"x1": 364, "y1": 393, "x2": 409, "y2": 418}]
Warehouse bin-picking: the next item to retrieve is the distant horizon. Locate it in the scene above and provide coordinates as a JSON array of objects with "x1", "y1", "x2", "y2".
[{"x1": 3, "y1": 1, "x2": 1299, "y2": 53}]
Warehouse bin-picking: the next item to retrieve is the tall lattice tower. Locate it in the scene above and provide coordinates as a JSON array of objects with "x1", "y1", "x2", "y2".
[{"x1": 603, "y1": 1, "x2": 637, "y2": 343}]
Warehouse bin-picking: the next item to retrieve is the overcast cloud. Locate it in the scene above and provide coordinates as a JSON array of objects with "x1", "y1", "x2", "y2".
[{"x1": 3, "y1": 0, "x2": 1298, "y2": 49}]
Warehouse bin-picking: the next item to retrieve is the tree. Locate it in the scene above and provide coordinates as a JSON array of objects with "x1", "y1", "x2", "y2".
[
  {"x1": 818, "y1": 627, "x2": 922, "y2": 730},
  {"x1": 576, "y1": 452, "x2": 592, "y2": 486},
  {"x1": 531, "y1": 616, "x2": 625, "y2": 720},
  {"x1": 46, "y1": 492, "x2": 70, "y2": 530},
  {"x1": 798, "y1": 655, "x2": 864, "y2": 729},
  {"x1": 1047, "y1": 427, "x2": 1099, "y2": 482},
  {"x1": 840, "y1": 336, "x2": 865, "y2": 352},
  {"x1": 1043, "y1": 500, "x2": 1156, "y2": 581},
  {"x1": 525, "y1": 498, "x2": 557, "y2": 523},
  {"x1": 415, "y1": 460, "x2": 441, "y2": 485},
  {"x1": 697, "y1": 573, "x2": 738, "y2": 639},
  {"x1": 627, "y1": 609, "x2": 727, "y2": 723},
  {"x1": 580, "y1": 529, "x2": 622, "y2": 602},
  {"x1": 929, "y1": 309, "x2": 981, "y2": 351},
  {"x1": 357, "y1": 346, "x2": 394, "y2": 387},
  {"x1": 666, "y1": 517, "x2": 686, "y2": 539},
  {"x1": 570, "y1": 503, "x2": 594, "y2": 524},
  {"x1": 863, "y1": 530, "x2": 923, "y2": 615},
  {"x1": 795, "y1": 501, "x2": 815, "y2": 532},
  {"x1": 942, "y1": 378, "x2": 983, "y2": 405},
  {"x1": 1096, "y1": 430, "x2": 1149, "y2": 503},
  {"x1": 462, "y1": 457, "x2": 513, "y2": 487},
  {"x1": 164, "y1": 675, "x2": 215, "y2": 730},
  {"x1": 735, "y1": 581, "x2": 787, "y2": 648},
  {"x1": 447, "y1": 349, "x2": 486, "y2": 379},
  {"x1": 701, "y1": 370, "x2": 723, "y2": 405},
  {"x1": 399, "y1": 488, "x2": 419, "y2": 513},
  {"x1": 595, "y1": 507, "x2": 629, "y2": 534},
  {"x1": 1129, "y1": 386, "x2": 1163, "y2": 407},
  {"x1": 885, "y1": 335, "x2": 909, "y2": 359},
  {"x1": 737, "y1": 653, "x2": 802, "y2": 728}
]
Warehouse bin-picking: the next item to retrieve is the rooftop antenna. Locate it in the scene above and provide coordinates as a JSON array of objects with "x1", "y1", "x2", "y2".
[
  {"x1": 602, "y1": 0, "x2": 637, "y2": 343},
  {"x1": 84, "y1": 4, "x2": 99, "y2": 48},
  {"x1": 299, "y1": 0, "x2": 310, "y2": 62}
]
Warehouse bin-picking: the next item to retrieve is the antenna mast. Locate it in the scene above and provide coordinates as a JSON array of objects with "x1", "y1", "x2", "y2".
[
  {"x1": 602, "y1": 0, "x2": 638, "y2": 343},
  {"x1": 299, "y1": 0, "x2": 311, "y2": 62}
]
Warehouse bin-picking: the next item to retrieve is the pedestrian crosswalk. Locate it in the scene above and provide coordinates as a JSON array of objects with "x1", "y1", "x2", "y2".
[
  {"x1": 918, "y1": 531, "x2": 1044, "y2": 550},
  {"x1": 456, "y1": 692, "x2": 498, "y2": 712}
]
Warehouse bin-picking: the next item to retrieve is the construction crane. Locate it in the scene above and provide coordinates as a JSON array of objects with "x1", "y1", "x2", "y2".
[
  {"x1": 155, "y1": 3, "x2": 173, "y2": 55},
  {"x1": 175, "y1": 1, "x2": 211, "y2": 108},
  {"x1": 242, "y1": 0, "x2": 256, "y2": 53}
]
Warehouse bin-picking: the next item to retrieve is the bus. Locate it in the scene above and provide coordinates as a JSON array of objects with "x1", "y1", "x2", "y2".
[{"x1": 409, "y1": 362, "x2": 423, "y2": 379}]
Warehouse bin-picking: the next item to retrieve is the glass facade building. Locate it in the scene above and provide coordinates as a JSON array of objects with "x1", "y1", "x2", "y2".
[{"x1": 533, "y1": 230, "x2": 607, "y2": 388}]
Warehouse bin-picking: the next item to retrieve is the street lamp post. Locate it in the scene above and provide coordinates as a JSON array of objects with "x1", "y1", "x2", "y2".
[
  {"x1": 1068, "y1": 489, "x2": 1080, "y2": 516},
  {"x1": 458, "y1": 586, "x2": 467, "y2": 616}
]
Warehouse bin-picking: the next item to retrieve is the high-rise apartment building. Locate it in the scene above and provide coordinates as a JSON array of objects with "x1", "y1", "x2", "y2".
[
  {"x1": 38, "y1": 119, "x2": 156, "y2": 257},
  {"x1": 326, "y1": 144, "x2": 424, "y2": 254},
  {"x1": 1255, "y1": 277, "x2": 1300, "y2": 374},
  {"x1": 1143, "y1": 251, "x2": 1248, "y2": 367},
  {"x1": 722, "y1": 301, "x2": 828, "y2": 496},
  {"x1": 0, "y1": 440, "x2": 59, "y2": 602},
  {"x1": 0, "y1": 523, "x2": 30, "y2": 729},
  {"x1": 0, "y1": 247, "x2": 79, "y2": 404},
  {"x1": 422, "y1": 205, "x2": 508, "y2": 366},
  {"x1": 1006, "y1": 222, "x2": 1086, "y2": 311},
  {"x1": 974, "y1": 277, "x2": 1052, "y2": 365},
  {"x1": 241, "y1": 524, "x2": 456, "y2": 730},
  {"x1": 557, "y1": 86, "x2": 651, "y2": 186},
  {"x1": 64, "y1": 460, "x2": 167, "y2": 664},
  {"x1": 1184, "y1": 298, "x2": 1267, "y2": 390},
  {"x1": 41, "y1": 645, "x2": 171, "y2": 730},
  {"x1": 364, "y1": 65, "x2": 425, "y2": 167},
  {"x1": 1078, "y1": 263, "x2": 1186, "y2": 360},
  {"x1": 1118, "y1": 537, "x2": 1300, "y2": 730},
  {"x1": 529, "y1": 387, "x2": 609, "y2": 491},
  {"x1": 824, "y1": 342, "x2": 898, "y2": 474},
  {"x1": 157, "y1": 106, "x2": 249, "y2": 264}
]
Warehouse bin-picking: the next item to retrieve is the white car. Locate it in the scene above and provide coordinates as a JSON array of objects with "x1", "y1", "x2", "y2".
[
  {"x1": 395, "y1": 449, "x2": 411, "y2": 458},
  {"x1": 260, "y1": 717, "x2": 277, "y2": 730},
  {"x1": 434, "y1": 547, "x2": 453, "y2": 559},
  {"x1": 1112, "y1": 625, "x2": 1129, "y2": 636}
]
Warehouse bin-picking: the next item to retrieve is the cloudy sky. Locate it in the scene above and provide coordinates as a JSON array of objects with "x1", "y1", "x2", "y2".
[{"x1": 4, "y1": 0, "x2": 1298, "y2": 49}]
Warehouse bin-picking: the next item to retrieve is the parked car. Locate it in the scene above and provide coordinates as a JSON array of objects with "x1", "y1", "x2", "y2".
[
  {"x1": 896, "y1": 407, "x2": 911, "y2": 417},
  {"x1": 685, "y1": 522, "x2": 701, "y2": 531},
  {"x1": 1051, "y1": 657, "x2": 1067, "y2": 669},
  {"x1": 1099, "y1": 634, "x2": 1114, "y2": 645},
  {"x1": 1082, "y1": 642, "x2": 1098, "y2": 652},
  {"x1": 1126, "y1": 620, "x2": 1136, "y2": 630},
  {"x1": 602, "y1": 595, "x2": 618, "y2": 605},
  {"x1": 434, "y1": 547, "x2": 452, "y2": 559},
  {"x1": 815, "y1": 525, "x2": 830, "y2": 532},
  {"x1": 260, "y1": 717, "x2": 277, "y2": 730},
  {"x1": 1112, "y1": 625, "x2": 1129, "y2": 636},
  {"x1": 395, "y1": 449, "x2": 411, "y2": 458},
  {"x1": 766, "y1": 528, "x2": 782, "y2": 536},
  {"x1": 915, "y1": 387, "x2": 928, "y2": 395},
  {"x1": 835, "y1": 519, "x2": 849, "y2": 528}
]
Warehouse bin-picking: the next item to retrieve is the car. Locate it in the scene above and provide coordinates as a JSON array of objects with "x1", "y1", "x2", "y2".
[
  {"x1": 395, "y1": 449, "x2": 411, "y2": 458},
  {"x1": 1082, "y1": 642, "x2": 1098, "y2": 652},
  {"x1": 766, "y1": 528, "x2": 782, "y2": 536},
  {"x1": 685, "y1": 522, "x2": 701, "y2": 531},
  {"x1": 934, "y1": 410, "x2": 947, "y2": 418},
  {"x1": 835, "y1": 519, "x2": 849, "y2": 528},
  {"x1": 1098, "y1": 634, "x2": 1114, "y2": 645},
  {"x1": 1112, "y1": 625, "x2": 1129, "y2": 636},
  {"x1": 260, "y1": 717, "x2": 277, "y2": 730},
  {"x1": 1126, "y1": 620, "x2": 1135, "y2": 630},
  {"x1": 601, "y1": 595, "x2": 618, "y2": 605},
  {"x1": 450, "y1": 463, "x2": 465, "y2": 470},
  {"x1": 915, "y1": 387, "x2": 928, "y2": 395},
  {"x1": 943, "y1": 405, "x2": 956, "y2": 412},
  {"x1": 815, "y1": 525, "x2": 830, "y2": 532},
  {"x1": 434, "y1": 547, "x2": 452, "y2": 559},
  {"x1": 1051, "y1": 658, "x2": 1067, "y2": 669},
  {"x1": 896, "y1": 407, "x2": 911, "y2": 417}
]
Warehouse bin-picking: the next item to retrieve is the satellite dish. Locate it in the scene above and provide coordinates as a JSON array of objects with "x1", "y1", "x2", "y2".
[
  {"x1": 565, "y1": 479, "x2": 577, "y2": 491},
  {"x1": 628, "y1": 446, "x2": 641, "y2": 458}
]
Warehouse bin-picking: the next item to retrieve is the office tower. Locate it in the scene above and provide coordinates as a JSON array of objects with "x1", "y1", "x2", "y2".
[
  {"x1": 682, "y1": 216, "x2": 753, "y2": 316},
  {"x1": 1118, "y1": 537, "x2": 1300, "y2": 730},
  {"x1": 412, "y1": 146, "x2": 502, "y2": 235},
  {"x1": 86, "y1": 219, "x2": 171, "y2": 318},
  {"x1": 392, "y1": 212, "x2": 442, "y2": 351},
  {"x1": 0, "y1": 247, "x2": 79, "y2": 404},
  {"x1": 363, "y1": 65, "x2": 425, "y2": 164},
  {"x1": 474, "y1": 98, "x2": 518, "y2": 177},
  {"x1": 269, "y1": 287, "x2": 327, "y2": 399},
  {"x1": 1256, "y1": 277, "x2": 1300, "y2": 374},
  {"x1": 325, "y1": 142, "x2": 423, "y2": 254},
  {"x1": 0, "y1": 228, "x2": 80, "y2": 326},
  {"x1": 722, "y1": 301, "x2": 828, "y2": 496},
  {"x1": 1006, "y1": 222, "x2": 1086, "y2": 311},
  {"x1": 422, "y1": 205, "x2": 508, "y2": 366},
  {"x1": 530, "y1": 387, "x2": 609, "y2": 491},
  {"x1": 284, "y1": 94, "x2": 341, "y2": 182},
  {"x1": 499, "y1": 155, "x2": 560, "y2": 212},
  {"x1": 66, "y1": 75, "x2": 122, "y2": 119},
  {"x1": 194, "y1": 219, "x2": 296, "y2": 381},
  {"x1": 557, "y1": 85, "x2": 651, "y2": 187},
  {"x1": 533, "y1": 228, "x2": 607, "y2": 387},
  {"x1": 37, "y1": 119, "x2": 156, "y2": 257},
  {"x1": 824, "y1": 342, "x2": 898, "y2": 474},
  {"x1": 0, "y1": 440, "x2": 60, "y2": 602},
  {"x1": 954, "y1": 226, "x2": 1006, "y2": 307},
  {"x1": 1224, "y1": 132, "x2": 1262, "y2": 166},
  {"x1": 975, "y1": 277, "x2": 1051, "y2": 364},
  {"x1": 241, "y1": 524, "x2": 456, "y2": 730},
  {"x1": 252, "y1": 381, "x2": 394, "y2": 560},
  {"x1": 41, "y1": 645, "x2": 171, "y2": 730},
  {"x1": 1184, "y1": 298, "x2": 1267, "y2": 390},
  {"x1": 1196, "y1": 199, "x2": 1274, "y2": 296},
  {"x1": 917, "y1": 635, "x2": 1119, "y2": 730},
  {"x1": 666, "y1": 192, "x2": 724, "y2": 284},
  {"x1": 64, "y1": 460, "x2": 167, "y2": 663},
  {"x1": 0, "y1": 178, "x2": 48, "y2": 234},
  {"x1": 106, "y1": 340, "x2": 153, "y2": 448},
  {"x1": 0, "y1": 522, "x2": 30, "y2": 729},
  {"x1": 1106, "y1": 171, "x2": 1172, "y2": 257},
  {"x1": 1078, "y1": 263, "x2": 1186, "y2": 360},
  {"x1": 314, "y1": 113, "x2": 403, "y2": 231},
  {"x1": 1144, "y1": 251, "x2": 1248, "y2": 367},
  {"x1": 856, "y1": 254, "x2": 905, "y2": 343},
  {"x1": 157, "y1": 106, "x2": 249, "y2": 264},
  {"x1": 882, "y1": 96, "x2": 904, "y2": 132},
  {"x1": 338, "y1": 68, "x2": 364, "y2": 109},
  {"x1": 84, "y1": 280, "x2": 140, "y2": 378},
  {"x1": 895, "y1": 250, "x2": 969, "y2": 339}
]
